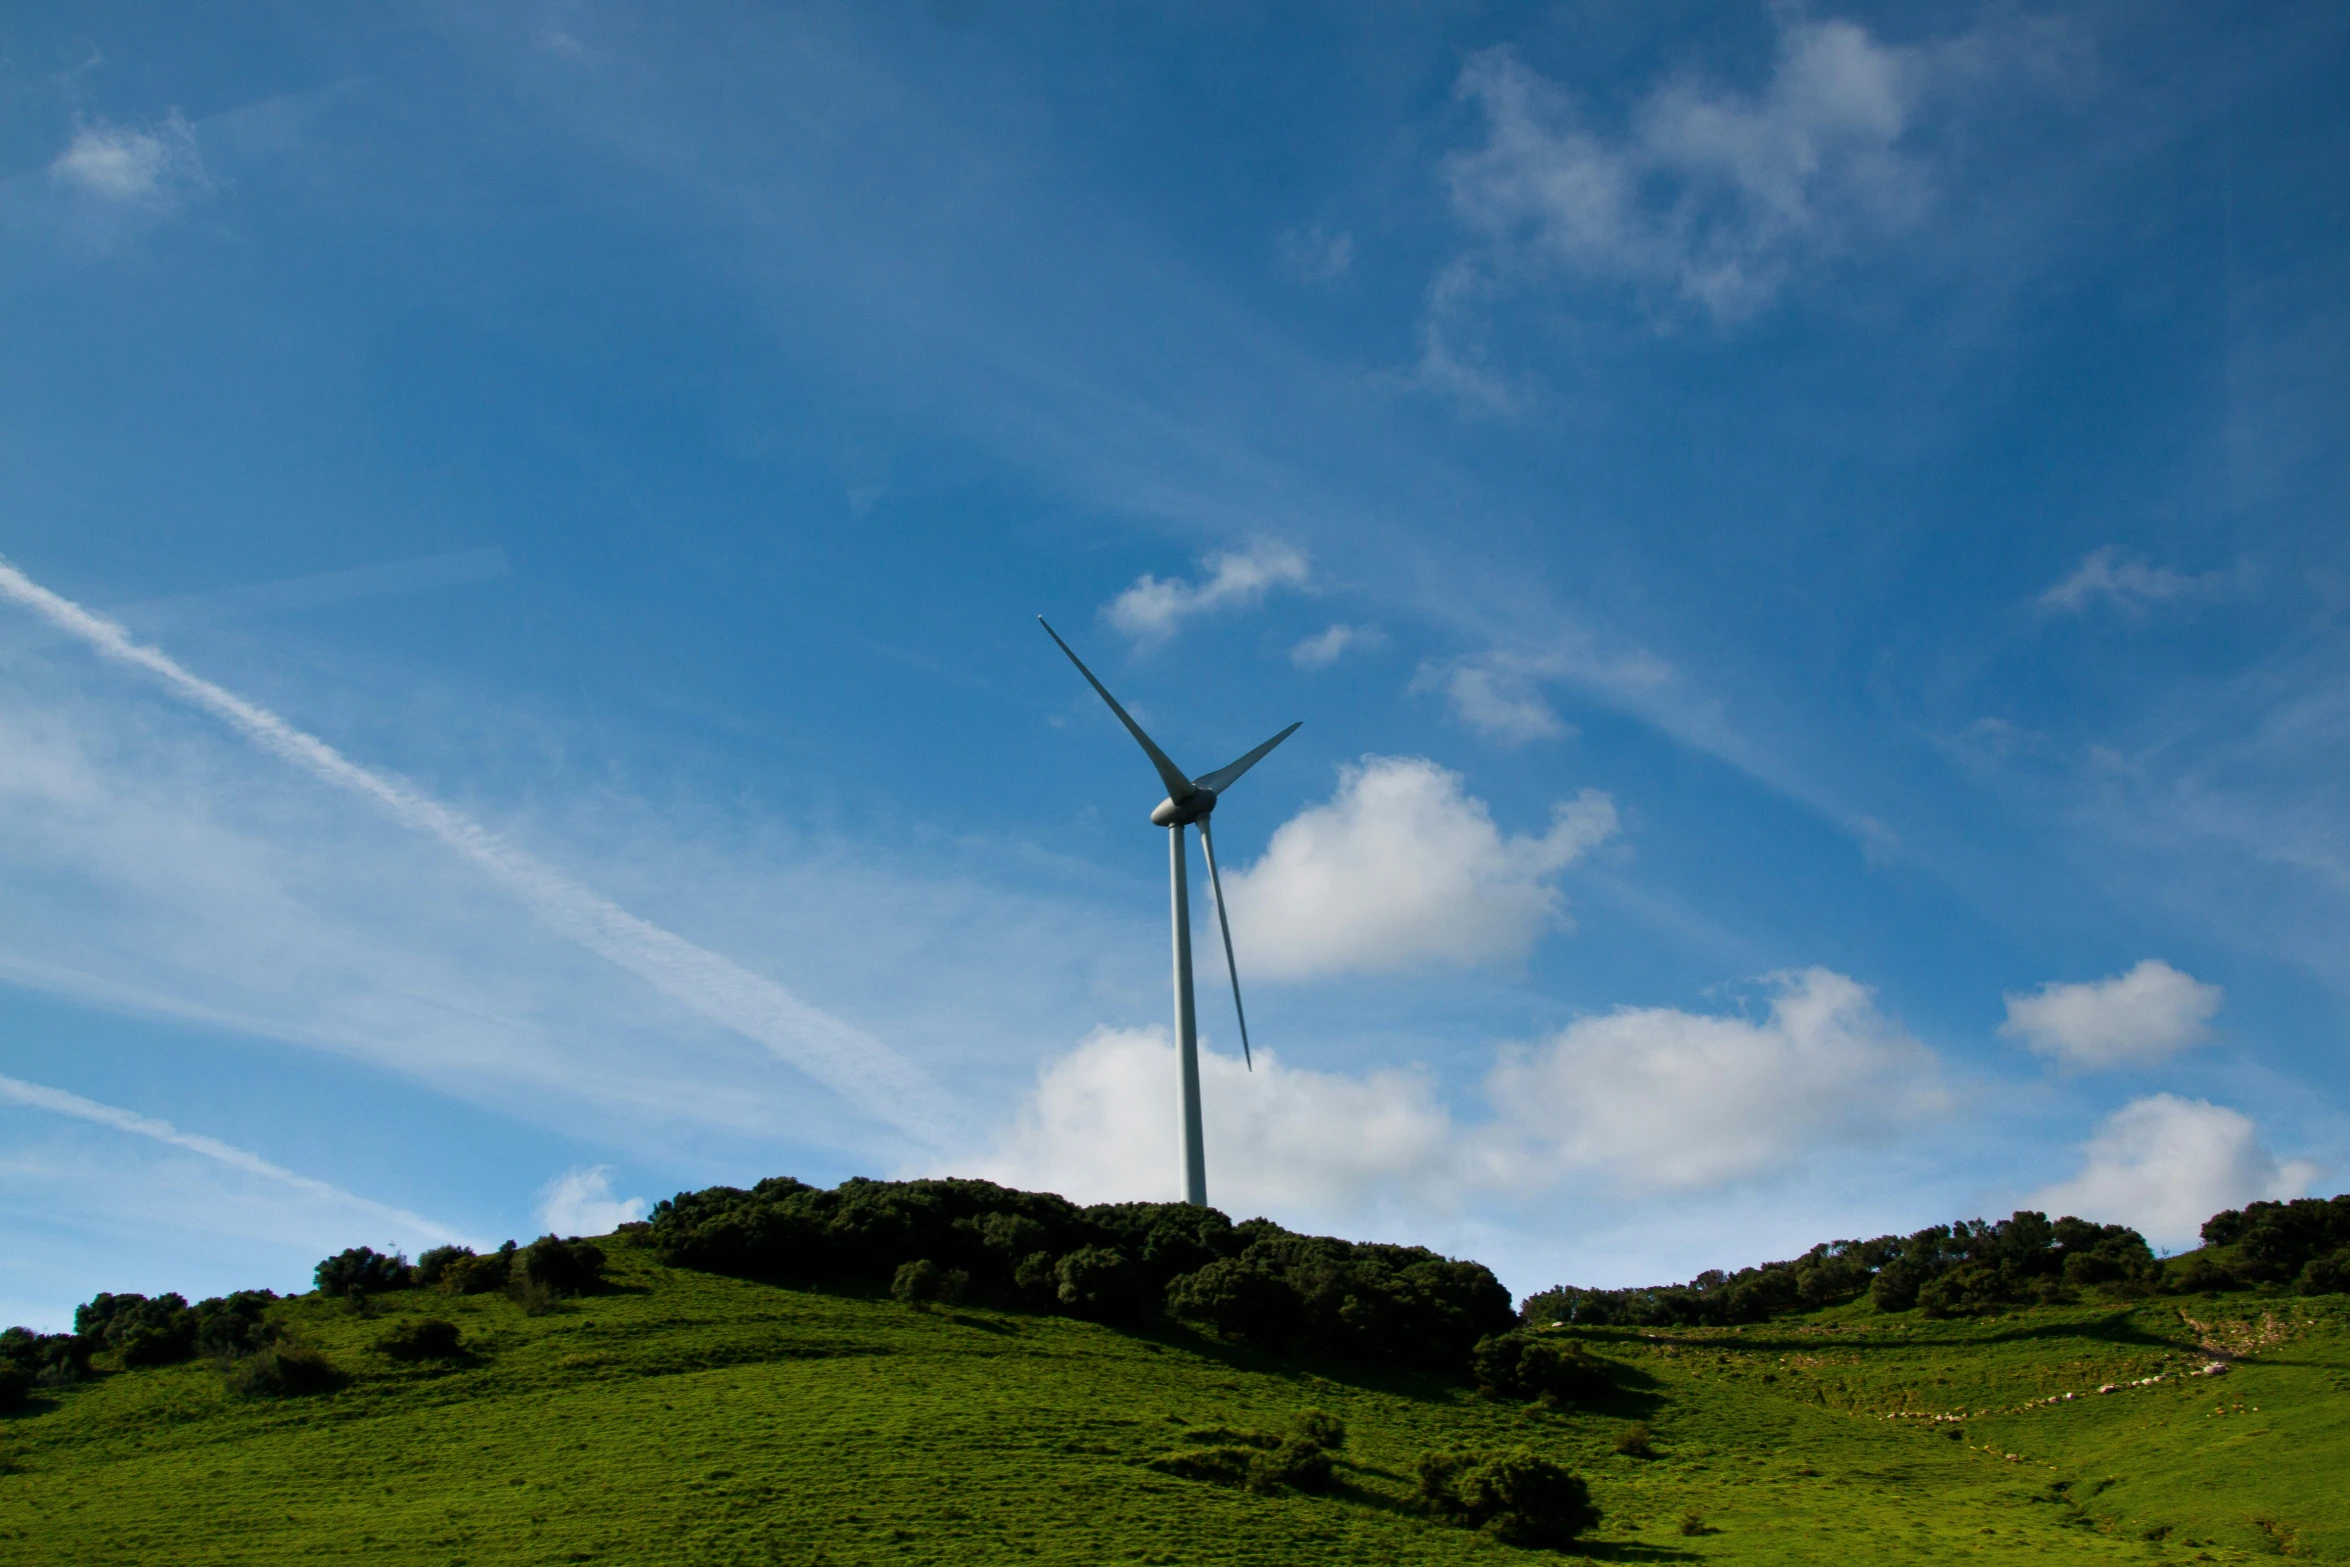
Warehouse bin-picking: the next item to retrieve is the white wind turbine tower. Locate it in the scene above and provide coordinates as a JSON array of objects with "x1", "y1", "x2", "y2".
[{"x1": 1040, "y1": 617, "x2": 1299, "y2": 1209}]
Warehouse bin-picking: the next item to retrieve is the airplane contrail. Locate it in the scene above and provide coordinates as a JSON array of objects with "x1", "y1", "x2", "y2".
[
  {"x1": 0, "y1": 1070, "x2": 471, "y2": 1247},
  {"x1": 0, "y1": 556, "x2": 955, "y2": 1146}
]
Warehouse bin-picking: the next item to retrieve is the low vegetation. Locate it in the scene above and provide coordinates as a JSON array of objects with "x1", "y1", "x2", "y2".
[{"x1": 0, "y1": 1180, "x2": 2344, "y2": 1564}]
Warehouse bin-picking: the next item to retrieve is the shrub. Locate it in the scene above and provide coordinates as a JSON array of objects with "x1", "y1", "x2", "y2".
[
  {"x1": 1418, "y1": 1447, "x2": 1599, "y2": 1546},
  {"x1": 376, "y1": 1319, "x2": 464, "y2": 1361},
  {"x1": 1164, "y1": 1259, "x2": 1304, "y2": 1349},
  {"x1": 444, "y1": 1244, "x2": 518, "y2": 1296},
  {"x1": 646, "y1": 1175, "x2": 1510, "y2": 1376},
  {"x1": 0, "y1": 1327, "x2": 92, "y2": 1387},
  {"x1": 2169, "y1": 1254, "x2": 2237, "y2": 1294},
  {"x1": 75, "y1": 1292, "x2": 199, "y2": 1367},
  {"x1": 1613, "y1": 1421, "x2": 1654, "y2": 1458},
  {"x1": 520, "y1": 1236, "x2": 608, "y2": 1297},
  {"x1": 0, "y1": 1363, "x2": 31, "y2": 1411},
  {"x1": 229, "y1": 1344, "x2": 343, "y2": 1398},
  {"x1": 1680, "y1": 1510, "x2": 1708, "y2": 1536},
  {"x1": 194, "y1": 1293, "x2": 278, "y2": 1358},
  {"x1": 2299, "y1": 1248, "x2": 2350, "y2": 1296},
  {"x1": 1147, "y1": 1445, "x2": 1262, "y2": 1485},
  {"x1": 889, "y1": 1259, "x2": 968, "y2": 1307},
  {"x1": 1246, "y1": 1436, "x2": 1334, "y2": 1493},
  {"x1": 1471, "y1": 1329, "x2": 1613, "y2": 1404},
  {"x1": 1053, "y1": 1246, "x2": 1143, "y2": 1322},
  {"x1": 414, "y1": 1246, "x2": 474, "y2": 1288},
  {"x1": 1292, "y1": 1408, "x2": 1346, "y2": 1452},
  {"x1": 314, "y1": 1247, "x2": 412, "y2": 1297}
]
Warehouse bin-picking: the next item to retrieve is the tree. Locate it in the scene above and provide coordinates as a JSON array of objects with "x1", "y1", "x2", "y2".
[{"x1": 314, "y1": 1247, "x2": 412, "y2": 1296}]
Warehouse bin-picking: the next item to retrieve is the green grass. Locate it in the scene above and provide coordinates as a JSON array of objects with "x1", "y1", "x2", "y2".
[{"x1": 4, "y1": 1243, "x2": 2345, "y2": 1564}]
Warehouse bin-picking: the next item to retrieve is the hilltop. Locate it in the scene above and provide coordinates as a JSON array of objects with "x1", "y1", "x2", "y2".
[{"x1": 1, "y1": 1181, "x2": 2347, "y2": 1565}]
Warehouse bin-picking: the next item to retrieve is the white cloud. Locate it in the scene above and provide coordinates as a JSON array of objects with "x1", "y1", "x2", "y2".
[
  {"x1": 535, "y1": 1166, "x2": 649, "y2": 1237},
  {"x1": 1102, "y1": 541, "x2": 1309, "y2": 648},
  {"x1": 1488, "y1": 968, "x2": 1946, "y2": 1191},
  {"x1": 1414, "y1": 657, "x2": 1572, "y2": 743},
  {"x1": 50, "y1": 117, "x2": 205, "y2": 205},
  {"x1": 1275, "y1": 224, "x2": 1353, "y2": 283},
  {"x1": 1444, "y1": 19, "x2": 1930, "y2": 324},
  {"x1": 1289, "y1": 622, "x2": 1382, "y2": 669},
  {"x1": 975, "y1": 1027, "x2": 1458, "y2": 1216},
  {"x1": 1224, "y1": 755, "x2": 1615, "y2": 980},
  {"x1": 982, "y1": 969, "x2": 1942, "y2": 1224},
  {"x1": 2037, "y1": 547, "x2": 2242, "y2": 616},
  {"x1": 2000, "y1": 959, "x2": 2222, "y2": 1069},
  {"x1": 2031, "y1": 1095, "x2": 2321, "y2": 1249}
]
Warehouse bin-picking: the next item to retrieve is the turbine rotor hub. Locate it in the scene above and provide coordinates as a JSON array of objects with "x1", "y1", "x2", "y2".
[{"x1": 1150, "y1": 789, "x2": 1216, "y2": 827}]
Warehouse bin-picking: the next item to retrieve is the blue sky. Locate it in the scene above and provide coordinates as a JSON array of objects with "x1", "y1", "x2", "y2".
[{"x1": 4, "y1": 0, "x2": 2346, "y2": 1329}]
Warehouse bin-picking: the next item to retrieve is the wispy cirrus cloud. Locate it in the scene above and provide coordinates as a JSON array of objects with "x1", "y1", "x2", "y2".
[
  {"x1": 0, "y1": 1070, "x2": 469, "y2": 1247},
  {"x1": 2037, "y1": 547, "x2": 2244, "y2": 616},
  {"x1": 1101, "y1": 541, "x2": 1308, "y2": 649},
  {"x1": 0, "y1": 557, "x2": 955, "y2": 1148}
]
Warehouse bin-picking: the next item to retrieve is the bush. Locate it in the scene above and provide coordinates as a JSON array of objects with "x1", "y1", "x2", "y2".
[
  {"x1": 1523, "y1": 1210, "x2": 2158, "y2": 1328},
  {"x1": 646, "y1": 1175, "x2": 1511, "y2": 1376},
  {"x1": 1613, "y1": 1421, "x2": 1654, "y2": 1458},
  {"x1": 194, "y1": 1293, "x2": 278, "y2": 1359},
  {"x1": 1054, "y1": 1246, "x2": 1143, "y2": 1321},
  {"x1": 228, "y1": 1344, "x2": 343, "y2": 1398},
  {"x1": 2299, "y1": 1248, "x2": 2350, "y2": 1296},
  {"x1": 1164, "y1": 1259, "x2": 1304, "y2": 1349},
  {"x1": 376, "y1": 1319, "x2": 464, "y2": 1361},
  {"x1": 1293, "y1": 1408, "x2": 1346, "y2": 1452},
  {"x1": 1247, "y1": 1437, "x2": 1334, "y2": 1493},
  {"x1": 314, "y1": 1247, "x2": 412, "y2": 1297},
  {"x1": 444, "y1": 1244, "x2": 518, "y2": 1296},
  {"x1": 414, "y1": 1246, "x2": 474, "y2": 1288},
  {"x1": 2168, "y1": 1254, "x2": 2237, "y2": 1294},
  {"x1": 75, "y1": 1292, "x2": 199, "y2": 1367},
  {"x1": 0, "y1": 1363, "x2": 31, "y2": 1411},
  {"x1": 0, "y1": 1327, "x2": 92, "y2": 1387},
  {"x1": 889, "y1": 1258, "x2": 968, "y2": 1307},
  {"x1": 1418, "y1": 1447, "x2": 1599, "y2": 1546},
  {"x1": 1471, "y1": 1329, "x2": 1613, "y2": 1404},
  {"x1": 520, "y1": 1236, "x2": 608, "y2": 1296}
]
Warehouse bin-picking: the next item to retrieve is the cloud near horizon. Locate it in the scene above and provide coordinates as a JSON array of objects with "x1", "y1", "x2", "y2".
[
  {"x1": 2000, "y1": 959, "x2": 2222, "y2": 1070},
  {"x1": 2031, "y1": 1094, "x2": 2321, "y2": 1250},
  {"x1": 1223, "y1": 756, "x2": 1616, "y2": 980},
  {"x1": 536, "y1": 1166, "x2": 650, "y2": 1237},
  {"x1": 981, "y1": 969, "x2": 1944, "y2": 1227},
  {"x1": 1102, "y1": 541, "x2": 1309, "y2": 648}
]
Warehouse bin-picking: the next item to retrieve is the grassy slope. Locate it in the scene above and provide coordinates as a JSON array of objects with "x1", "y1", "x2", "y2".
[{"x1": 2, "y1": 1243, "x2": 2344, "y2": 1565}]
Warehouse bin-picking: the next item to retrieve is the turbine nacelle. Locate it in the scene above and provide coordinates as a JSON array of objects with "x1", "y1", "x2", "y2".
[{"x1": 1150, "y1": 790, "x2": 1216, "y2": 827}]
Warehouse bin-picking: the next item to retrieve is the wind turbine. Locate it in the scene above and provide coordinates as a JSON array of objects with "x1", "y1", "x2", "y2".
[{"x1": 1040, "y1": 617, "x2": 1299, "y2": 1209}]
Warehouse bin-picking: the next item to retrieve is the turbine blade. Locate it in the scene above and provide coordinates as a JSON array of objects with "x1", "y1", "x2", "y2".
[
  {"x1": 1197, "y1": 814, "x2": 1253, "y2": 1071},
  {"x1": 1191, "y1": 721, "x2": 1301, "y2": 796},
  {"x1": 1038, "y1": 617, "x2": 1196, "y2": 802}
]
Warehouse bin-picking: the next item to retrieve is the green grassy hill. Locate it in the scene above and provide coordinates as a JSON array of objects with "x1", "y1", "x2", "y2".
[{"x1": 4, "y1": 1236, "x2": 2346, "y2": 1565}]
